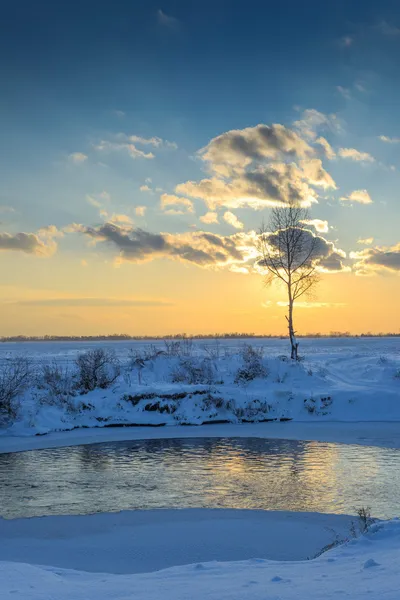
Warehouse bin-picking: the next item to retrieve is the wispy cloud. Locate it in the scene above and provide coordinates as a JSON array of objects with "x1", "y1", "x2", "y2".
[
  {"x1": 94, "y1": 141, "x2": 155, "y2": 160},
  {"x1": 376, "y1": 20, "x2": 400, "y2": 36},
  {"x1": 338, "y1": 35, "x2": 353, "y2": 47},
  {"x1": 338, "y1": 148, "x2": 374, "y2": 162},
  {"x1": 337, "y1": 86, "x2": 352, "y2": 100},
  {"x1": 7, "y1": 297, "x2": 174, "y2": 307},
  {"x1": 135, "y1": 206, "x2": 147, "y2": 217},
  {"x1": 157, "y1": 9, "x2": 180, "y2": 30},
  {"x1": 357, "y1": 237, "x2": 374, "y2": 245},
  {"x1": 68, "y1": 152, "x2": 88, "y2": 164},
  {"x1": 276, "y1": 301, "x2": 346, "y2": 308},
  {"x1": 94, "y1": 133, "x2": 177, "y2": 161},
  {"x1": 379, "y1": 135, "x2": 400, "y2": 143},
  {"x1": 340, "y1": 190, "x2": 373, "y2": 205}
]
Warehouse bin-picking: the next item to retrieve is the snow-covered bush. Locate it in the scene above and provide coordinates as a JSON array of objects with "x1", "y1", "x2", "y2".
[
  {"x1": 304, "y1": 396, "x2": 332, "y2": 415},
  {"x1": 234, "y1": 399, "x2": 271, "y2": 421},
  {"x1": 75, "y1": 348, "x2": 120, "y2": 392},
  {"x1": 0, "y1": 356, "x2": 31, "y2": 421},
  {"x1": 170, "y1": 357, "x2": 218, "y2": 385},
  {"x1": 234, "y1": 344, "x2": 268, "y2": 385},
  {"x1": 36, "y1": 361, "x2": 76, "y2": 405},
  {"x1": 164, "y1": 337, "x2": 194, "y2": 357}
]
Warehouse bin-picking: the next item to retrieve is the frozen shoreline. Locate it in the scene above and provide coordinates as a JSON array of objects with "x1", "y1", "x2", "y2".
[
  {"x1": 1, "y1": 516, "x2": 400, "y2": 599},
  {"x1": 0, "y1": 509, "x2": 354, "y2": 574},
  {"x1": 2, "y1": 420, "x2": 400, "y2": 453}
]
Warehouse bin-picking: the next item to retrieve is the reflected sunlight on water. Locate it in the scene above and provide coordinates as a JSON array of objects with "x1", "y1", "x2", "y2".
[{"x1": 0, "y1": 437, "x2": 399, "y2": 519}]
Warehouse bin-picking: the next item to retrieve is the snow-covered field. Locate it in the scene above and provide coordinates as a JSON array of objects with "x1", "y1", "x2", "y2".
[
  {"x1": 0, "y1": 339, "x2": 399, "y2": 598},
  {"x1": 1, "y1": 513, "x2": 399, "y2": 599},
  {"x1": 0, "y1": 337, "x2": 399, "y2": 439}
]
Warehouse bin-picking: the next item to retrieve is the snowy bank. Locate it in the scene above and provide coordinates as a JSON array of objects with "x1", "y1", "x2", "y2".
[
  {"x1": 1, "y1": 517, "x2": 400, "y2": 599},
  {"x1": 3, "y1": 421, "x2": 400, "y2": 454},
  {"x1": 1, "y1": 340, "x2": 399, "y2": 440},
  {"x1": 0, "y1": 509, "x2": 353, "y2": 574}
]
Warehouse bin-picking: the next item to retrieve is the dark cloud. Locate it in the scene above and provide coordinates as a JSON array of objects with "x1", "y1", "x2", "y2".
[
  {"x1": 260, "y1": 227, "x2": 347, "y2": 272},
  {"x1": 77, "y1": 222, "x2": 251, "y2": 268},
  {"x1": 0, "y1": 228, "x2": 61, "y2": 256},
  {"x1": 352, "y1": 244, "x2": 400, "y2": 273}
]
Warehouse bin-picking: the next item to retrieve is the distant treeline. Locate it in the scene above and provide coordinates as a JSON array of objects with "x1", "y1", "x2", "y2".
[{"x1": 1, "y1": 332, "x2": 399, "y2": 342}]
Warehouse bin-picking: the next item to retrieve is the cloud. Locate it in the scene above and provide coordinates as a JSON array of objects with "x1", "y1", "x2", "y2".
[
  {"x1": 135, "y1": 206, "x2": 147, "y2": 217},
  {"x1": 379, "y1": 135, "x2": 400, "y2": 143},
  {"x1": 73, "y1": 221, "x2": 257, "y2": 270},
  {"x1": 0, "y1": 206, "x2": 15, "y2": 214},
  {"x1": 299, "y1": 159, "x2": 336, "y2": 189},
  {"x1": 8, "y1": 297, "x2": 173, "y2": 307},
  {"x1": 354, "y1": 81, "x2": 367, "y2": 93},
  {"x1": 351, "y1": 243, "x2": 400, "y2": 274},
  {"x1": 100, "y1": 212, "x2": 134, "y2": 225},
  {"x1": 316, "y1": 137, "x2": 336, "y2": 159},
  {"x1": 223, "y1": 211, "x2": 244, "y2": 230},
  {"x1": 357, "y1": 237, "x2": 374, "y2": 245},
  {"x1": 260, "y1": 227, "x2": 348, "y2": 273},
  {"x1": 376, "y1": 20, "x2": 400, "y2": 36},
  {"x1": 340, "y1": 190, "x2": 373, "y2": 204},
  {"x1": 276, "y1": 301, "x2": 346, "y2": 308},
  {"x1": 160, "y1": 194, "x2": 194, "y2": 215},
  {"x1": 68, "y1": 152, "x2": 88, "y2": 164},
  {"x1": 301, "y1": 219, "x2": 329, "y2": 233},
  {"x1": 199, "y1": 212, "x2": 219, "y2": 224},
  {"x1": 176, "y1": 161, "x2": 332, "y2": 210},
  {"x1": 0, "y1": 226, "x2": 62, "y2": 256},
  {"x1": 293, "y1": 109, "x2": 342, "y2": 140},
  {"x1": 94, "y1": 133, "x2": 176, "y2": 160},
  {"x1": 157, "y1": 9, "x2": 180, "y2": 29},
  {"x1": 174, "y1": 117, "x2": 338, "y2": 212},
  {"x1": 94, "y1": 141, "x2": 155, "y2": 160},
  {"x1": 338, "y1": 35, "x2": 353, "y2": 47},
  {"x1": 337, "y1": 86, "x2": 352, "y2": 100},
  {"x1": 200, "y1": 123, "x2": 313, "y2": 177},
  {"x1": 71, "y1": 220, "x2": 348, "y2": 277},
  {"x1": 338, "y1": 148, "x2": 374, "y2": 162},
  {"x1": 140, "y1": 185, "x2": 152, "y2": 192}
]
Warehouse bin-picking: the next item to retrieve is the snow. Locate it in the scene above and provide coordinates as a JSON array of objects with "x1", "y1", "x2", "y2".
[
  {"x1": 0, "y1": 338, "x2": 399, "y2": 598},
  {"x1": 2, "y1": 421, "x2": 400, "y2": 454},
  {"x1": 0, "y1": 337, "x2": 398, "y2": 444},
  {"x1": 0, "y1": 509, "x2": 354, "y2": 574},
  {"x1": 1, "y1": 517, "x2": 400, "y2": 599}
]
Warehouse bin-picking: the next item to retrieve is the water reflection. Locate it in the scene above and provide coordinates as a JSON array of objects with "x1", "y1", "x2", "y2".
[{"x1": 0, "y1": 437, "x2": 399, "y2": 519}]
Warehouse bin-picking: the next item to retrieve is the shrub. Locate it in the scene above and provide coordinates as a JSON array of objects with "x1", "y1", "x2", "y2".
[
  {"x1": 354, "y1": 507, "x2": 375, "y2": 535},
  {"x1": 164, "y1": 340, "x2": 183, "y2": 357},
  {"x1": 36, "y1": 361, "x2": 75, "y2": 404},
  {"x1": 234, "y1": 344, "x2": 268, "y2": 385},
  {"x1": 234, "y1": 399, "x2": 271, "y2": 421},
  {"x1": 0, "y1": 356, "x2": 31, "y2": 420},
  {"x1": 170, "y1": 357, "x2": 217, "y2": 385},
  {"x1": 75, "y1": 348, "x2": 120, "y2": 392}
]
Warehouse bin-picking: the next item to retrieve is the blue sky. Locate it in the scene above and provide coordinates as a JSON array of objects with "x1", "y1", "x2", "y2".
[{"x1": 0, "y1": 0, "x2": 399, "y2": 334}]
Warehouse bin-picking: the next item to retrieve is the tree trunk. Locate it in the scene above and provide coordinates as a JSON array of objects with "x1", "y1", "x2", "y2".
[{"x1": 287, "y1": 298, "x2": 298, "y2": 360}]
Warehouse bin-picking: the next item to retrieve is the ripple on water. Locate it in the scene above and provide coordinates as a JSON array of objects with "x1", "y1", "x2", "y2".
[{"x1": 0, "y1": 437, "x2": 399, "y2": 519}]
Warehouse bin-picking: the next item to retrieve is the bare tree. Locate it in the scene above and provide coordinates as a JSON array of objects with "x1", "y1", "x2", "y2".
[{"x1": 257, "y1": 202, "x2": 320, "y2": 360}]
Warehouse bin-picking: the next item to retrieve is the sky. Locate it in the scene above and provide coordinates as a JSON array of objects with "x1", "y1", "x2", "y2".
[{"x1": 0, "y1": 0, "x2": 399, "y2": 336}]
